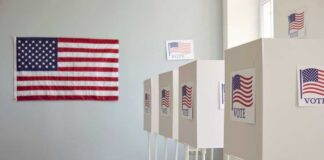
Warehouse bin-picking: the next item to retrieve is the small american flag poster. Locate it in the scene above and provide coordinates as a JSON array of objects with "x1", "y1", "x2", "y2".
[
  {"x1": 14, "y1": 37, "x2": 119, "y2": 101},
  {"x1": 181, "y1": 82, "x2": 193, "y2": 120},
  {"x1": 160, "y1": 87, "x2": 170, "y2": 116},
  {"x1": 288, "y1": 10, "x2": 305, "y2": 38},
  {"x1": 297, "y1": 66, "x2": 324, "y2": 106},
  {"x1": 166, "y1": 40, "x2": 194, "y2": 60},
  {"x1": 231, "y1": 68, "x2": 255, "y2": 124}
]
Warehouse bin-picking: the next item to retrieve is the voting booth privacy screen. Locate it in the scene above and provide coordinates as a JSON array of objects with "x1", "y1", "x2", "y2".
[
  {"x1": 224, "y1": 39, "x2": 324, "y2": 160},
  {"x1": 159, "y1": 70, "x2": 179, "y2": 139},
  {"x1": 144, "y1": 77, "x2": 159, "y2": 133},
  {"x1": 178, "y1": 60, "x2": 224, "y2": 148}
]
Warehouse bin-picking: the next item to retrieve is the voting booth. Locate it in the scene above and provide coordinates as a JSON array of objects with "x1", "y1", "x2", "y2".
[
  {"x1": 159, "y1": 70, "x2": 180, "y2": 160},
  {"x1": 144, "y1": 77, "x2": 159, "y2": 134},
  {"x1": 224, "y1": 39, "x2": 324, "y2": 160},
  {"x1": 178, "y1": 60, "x2": 225, "y2": 149},
  {"x1": 159, "y1": 70, "x2": 179, "y2": 139}
]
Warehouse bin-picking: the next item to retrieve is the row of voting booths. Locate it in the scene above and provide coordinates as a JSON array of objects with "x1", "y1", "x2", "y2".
[
  {"x1": 144, "y1": 60, "x2": 225, "y2": 160},
  {"x1": 144, "y1": 39, "x2": 324, "y2": 160}
]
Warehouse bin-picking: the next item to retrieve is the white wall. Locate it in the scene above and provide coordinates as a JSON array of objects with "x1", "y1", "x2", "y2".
[
  {"x1": 223, "y1": 0, "x2": 260, "y2": 50},
  {"x1": 274, "y1": 0, "x2": 324, "y2": 38},
  {"x1": 0, "y1": 0, "x2": 223, "y2": 160}
]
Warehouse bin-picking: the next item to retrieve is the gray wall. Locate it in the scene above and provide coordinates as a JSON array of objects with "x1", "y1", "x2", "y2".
[{"x1": 0, "y1": 0, "x2": 223, "y2": 160}]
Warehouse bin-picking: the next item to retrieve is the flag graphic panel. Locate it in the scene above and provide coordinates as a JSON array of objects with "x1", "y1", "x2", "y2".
[
  {"x1": 288, "y1": 11, "x2": 305, "y2": 38},
  {"x1": 289, "y1": 12, "x2": 304, "y2": 31},
  {"x1": 15, "y1": 37, "x2": 119, "y2": 101},
  {"x1": 297, "y1": 66, "x2": 324, "y2": 106},
  {"x1": 181, "y1": 82, "x2": 193, "y2": 120},
  {"x1": 160, "y1": 87, "x2": 171, "y2": 116},
  {"x1": 230, "y1": 68, "x2": 255, "y2": 124},
  {"x1": 144, "y1": 92, "x2": 151, "y2": 114}
]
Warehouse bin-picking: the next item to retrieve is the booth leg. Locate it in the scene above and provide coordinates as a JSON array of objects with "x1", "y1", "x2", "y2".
[
  {"x1": 148, "y1": 132, "x2": 151, "y2": 160},
  {"x1": 174, "y1": 140, "x2": 178, "y2": 160},
  {"x1": 210, "y1": 148, "x2": 214, "y2": 160},
  {"x1": 184, "y1": 144, "x2": 190, "y2": 160},
  {"x1": 202, "y1": 149, "x2": 207, "y2": 160},
  {"x1": 154, "y1": 133, "x2": 158, "y2": 160},
  {"x1": 164, "y1": 137, "x2": 168, "y2": 160},
  {"x1": 195, "y1": 148, "x2": 199, "y2": 160}
]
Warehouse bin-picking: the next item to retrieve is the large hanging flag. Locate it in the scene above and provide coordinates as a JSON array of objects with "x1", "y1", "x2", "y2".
[{"x1": 15, "y1": 37, "x2": 119, "y2": 101}]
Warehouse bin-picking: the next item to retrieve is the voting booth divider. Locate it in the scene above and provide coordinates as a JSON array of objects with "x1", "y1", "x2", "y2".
[
  {"x1": 159, "y1": 70, "x2": 179, "y2": 160},
  {"x1": 144, "y1": 77, "x2": 159, "y2": 160},
  {"x1": 178, "y1": 60, "x2": 225, "y2": 160},
  {"x1": 224, "y1": 39, "x2": 324, "y2": 160}
]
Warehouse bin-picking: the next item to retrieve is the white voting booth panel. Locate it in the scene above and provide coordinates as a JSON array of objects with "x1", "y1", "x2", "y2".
[
  {"x1": 144, "y1": 77, "x2": 159, "y2": 133},
  {"x1": 178, "y1": 60, "x2": 224, "y2": 148},
  {"x1": 159, "y1": 70, "x2": 179, "y2": 139},
  {"x1": 224, "y1": 39, "x2": 324, "y2": 160}
]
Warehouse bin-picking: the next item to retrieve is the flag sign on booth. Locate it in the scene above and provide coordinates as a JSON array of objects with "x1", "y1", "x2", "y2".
[
  {"x1": 160, "y1": 87, "x2": 171, "y2": 116},
  {"x1": 15, "y1": 37, "x2": 119, "y2": 101},
  {"x1": 181, "y1": 82, "x2": 193, "y2": 120},
  {"x1": 297, "y1": 66, "x2": 324, "y2": 106},
  {"x1": 219, "y1": 81, "x2": 225, "y2": 110},
  {"x1": 231, "y1": 68, "x2": 255, "y2": 124},
  {"x1": 288, "y1": 11, "x2": 305, "y2": 38},
  {"x1": 144, "y1": 92, "x2": 151, "y2": 114}
]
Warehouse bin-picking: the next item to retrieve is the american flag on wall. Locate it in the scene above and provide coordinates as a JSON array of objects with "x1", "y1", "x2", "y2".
[
  {"x1": 169, "y1": 42, "x2": 192, "y2": 54},
  {"x1": 232, "y1": 74, "x2": 253, "y2": 108},
  {"x1": 15, "y1": 37, "x2": 119, "y2": 101},
  {"x1": 166, "y1": 40, "x2": 194, "y2": 60}
]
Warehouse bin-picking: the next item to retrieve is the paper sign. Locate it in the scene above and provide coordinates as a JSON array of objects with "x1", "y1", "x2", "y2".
[
  {"x1": 230, "y1": 68, "x2": 255, "y2": 124},
  {"x1": 160, "y1": 87, "x2": 171, "y2": 116},
  {"x1": 166, "y1": 40, "x2": 194, "y2": 60},
  {"x1": 219, "y1": 81, "x2": 225, "y2": 110},
  {"x1": 297, "y1": 66, "x2": 324, "y2": 106},
  {"x1": 144, "y1": 92, "x2": 151, "y2": 115},
  {"x1": 288, "y1": 10, "x2": 305, "y2": 38},
  {"x1": 181, "y1": 82, "x2": 193, "y2": 120}
]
